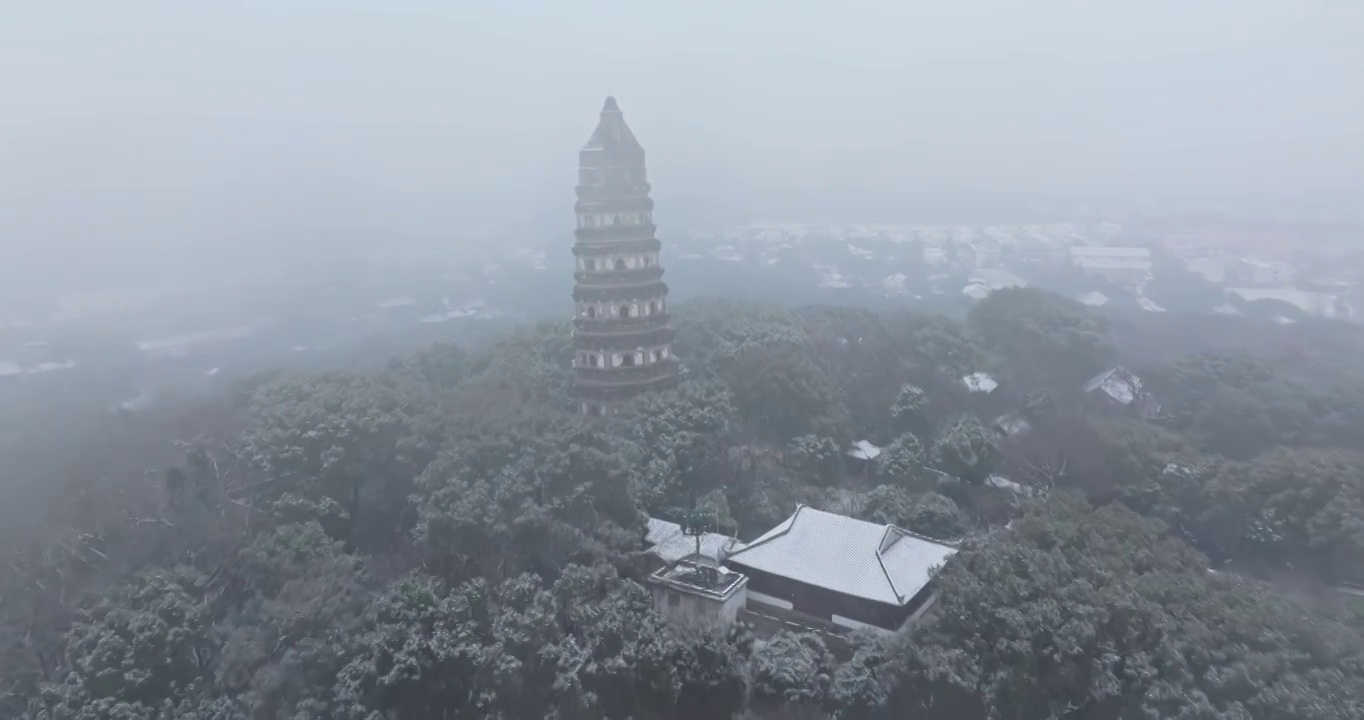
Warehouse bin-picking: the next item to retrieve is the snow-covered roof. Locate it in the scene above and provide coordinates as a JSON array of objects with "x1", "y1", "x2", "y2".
[
  {"x1": 645, "y1": 517, "x2": 745, "y2": 564},
  {"x1": 1077, "y1": 291, "x2": 1110, "y2": 307},
  {"x1": 962, "y1": 282, "x2": 992, "y2": 300},
  {"x1": 1137, "y1": 296, "x2": 1166, "y2": 313},
  {"x1": 725, "y1": 506, "x2": 958, "y2": 607},
  {"x1": 646, "y1": 517, "x2": 681, "y2": 545},
  {"x1": 1084, "y1": 367, "x2": 1141, "y2": 405},
  {"x1": 846, "y1": 440, "x2": 882, "y2": 461},
  {"x1": 985, "y1": 475, "x2": 1034, "y2": 496},
  {"x1": 968, "y1": 268, "x2": 1027, "y2": 291},
  {"x1": 993, "y1": 411, "x2": 1032, "y2": 437},
  {"x1": 962, "y1": 372, "x2": 998, "y2": 394}
]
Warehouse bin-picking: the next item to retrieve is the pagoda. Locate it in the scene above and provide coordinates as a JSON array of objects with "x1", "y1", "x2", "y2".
[{"x1": 571, "y1": 97, "x2": 677, "y2": 416}]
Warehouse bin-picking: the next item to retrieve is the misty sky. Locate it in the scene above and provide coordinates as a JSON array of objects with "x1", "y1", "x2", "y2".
[{"x1": 2, "y1": 1, "x2": 1361, "y2": 292}]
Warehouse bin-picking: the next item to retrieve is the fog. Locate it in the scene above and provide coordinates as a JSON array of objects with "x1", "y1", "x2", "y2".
[{"x1": 2, "y1": 0, "x2": 1361, "y2": 294}]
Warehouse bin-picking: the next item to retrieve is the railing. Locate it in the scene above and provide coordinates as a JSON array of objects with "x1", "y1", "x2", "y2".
[
  {"x1": 573, "y1": 314, "x2": 671, "y2": 334},
  {"x1": 575, "y1": 363, "x2": 675, "y2": 387},
  {"x1": 575, "y1": 188, "x2": 653, "y2": 206},
  {"x1": 573, "y1": 238, "x2": 661, "y2": 255},
  {"x1": 574, "y1": 223, "x2": 657, "y2": 241},
  {"x1": 573, "y1": 280, "x2": 669, "y2": 301},
  {"x1": 573, "y1": 267, "x2": 665, "y2": 285}
]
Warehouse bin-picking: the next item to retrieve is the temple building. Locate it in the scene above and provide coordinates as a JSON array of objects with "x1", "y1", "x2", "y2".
[{"x1": 571, "y1": 97, "x2": 677, "y2": 416}]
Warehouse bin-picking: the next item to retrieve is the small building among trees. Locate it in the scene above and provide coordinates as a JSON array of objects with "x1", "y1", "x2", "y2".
[{"x1": 1083, "y1": 366, "x2": 1160, "y2": 419}]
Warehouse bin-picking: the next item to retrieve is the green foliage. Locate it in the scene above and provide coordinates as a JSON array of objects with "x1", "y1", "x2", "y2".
[
  {"x1": 414, "y1": 418, "x2": 645, "y2": 584},
  {"x1": 1203, "y1": 447, "x2": 1364, "y2": 576},
  {"x1": 786, "y1": 434, "x2": 844, "y2": 487},
  {"x1": 828, "y1": 639, "x2": 891, "y2": 720},
  {"x1": 453, "y1": 320, "x2": 577, "y2": 415},
  {"x1": 928, "y1": 415, "x2": 1000, "y2": 483},
  {"x1": 888, "y1": 383, "x2": 929, "y2": 433},
  {"x1": 881, "y1": 312, "x2": 986, "y2": 393},
  {"x1": 884, "y1": 496, "x2": 1364, "y2": 720},
  {"x1": 14, "y1": 291, "x2": 1364, "y2": 720},
  {"x1": 874, "y1": 432, "x2": 927, "y2": 488},
  {"x1": 750, "y1": 632, "x2": 833, "y2": 708},
  {"x1": 387, "y1": 342, "x2": 470, "y2": 390},
  {"x1": 242, "y1": 372, "x2": 432, "y2": 550},
  {"x1": 969, "y1": 286, "x2": 1113, "y2": 393},
  {"x1": 334, "y1": 565, "x2": 717, "y2": 720},
  {"x1": 673, "y1": 299, "x2": 850, "y2": 440},
  {"x1": 857, "y1": 487, "x2": 971, "y2": 540},
  {"x1": 44, "y1": 568, "x2": 216, "y2": 719},
  {"x1": 1143, "y1": 352, "x2": 1321, "y2": 459},
  {"x1": 614, "y1": 380, "x2": 737, "y2": 511}
]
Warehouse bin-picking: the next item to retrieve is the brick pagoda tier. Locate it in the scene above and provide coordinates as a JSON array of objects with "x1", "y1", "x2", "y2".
[{"x1": 571, "y1": 97, "x2": 677, "y2": 416}]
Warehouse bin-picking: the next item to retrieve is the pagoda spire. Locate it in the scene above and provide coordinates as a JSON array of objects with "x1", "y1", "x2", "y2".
[
  {"x1": 583, "y1": 96, "x2": 641, "y2": 154},
  {"x1": 569, "y1": 97, "x2": 676, "y2": 416}
]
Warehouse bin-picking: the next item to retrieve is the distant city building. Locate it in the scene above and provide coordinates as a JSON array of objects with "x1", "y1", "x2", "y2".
[
  {"x1": 1228, "y1": 258, "x2": 1296, "y2": 287},
  {"x1": 570, "y1": 97, "x2": 677, "y2": 416},
  {"x1": 1069, "y1": 246, "x2": 1152, "y2": 284}
]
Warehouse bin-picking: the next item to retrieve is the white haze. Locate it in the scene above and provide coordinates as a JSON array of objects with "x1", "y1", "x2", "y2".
[{"x1": 1, "y1": 0, "x2": 1361, "y2": 295}]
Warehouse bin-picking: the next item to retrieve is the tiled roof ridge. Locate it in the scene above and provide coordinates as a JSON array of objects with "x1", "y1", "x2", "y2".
[
  {"x1": 875, "y1": 526, "x2": 907, "y2": 603},
  {"x1": 887, "y1": 523, "x2": 962, "y2": 549},
  {"x1": 726, "y1": 504, "x2": 805, "y2": 559}
]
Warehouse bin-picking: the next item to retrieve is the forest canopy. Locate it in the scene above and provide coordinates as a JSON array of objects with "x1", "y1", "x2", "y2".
[{"x1": 5, "y1": 288, "x2": 1364, "y2": 719}]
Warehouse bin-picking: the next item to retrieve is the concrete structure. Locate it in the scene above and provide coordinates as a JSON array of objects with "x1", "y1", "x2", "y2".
[
  {"x1": 571, "y1": 97, "x2": 676, "y2": 416},
  {"x1": 647, "y1": 561, "x2": 748, "y2": 632}
]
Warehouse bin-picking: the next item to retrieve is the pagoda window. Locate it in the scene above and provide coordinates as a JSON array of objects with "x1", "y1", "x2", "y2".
[
  {"x1": 661, "y1": 346, "x2": 670, "y2": 359},
  {"x1": 622, "y1": 354, "x2": 635, "y2": 367},
  {"x1": 612, "y1": 353, "x2": 623, "y2": 367},
  {"x1": 650, "y1": 350, "x2": 659, "y2": 363},
  {"x1": 615, "y1": 258, "x2": 626, "y2": 271},
  {"x1": 586, "y1": 306, "x2": 597, "y2": 319},
  {"x1": 634, "y1": 352, "x2": 644, "y2": 365},
  {"x1": 619, "y1": 304, "x2": 631, "y2": 318}
]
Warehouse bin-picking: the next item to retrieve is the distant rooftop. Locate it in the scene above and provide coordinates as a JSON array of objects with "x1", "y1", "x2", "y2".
[
  {"x1": 962, "y1": 372, "x2": 998, "y2": 394},
  {"x1": 1084, "y1": 366, "x2": 1142, "y2": 405},
  {"x1": 846, "y1": 439, "x2": 882, "y2": 461},
  {"x1": 725, "y1": 506, "x2": 958, "y2": 607}
]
